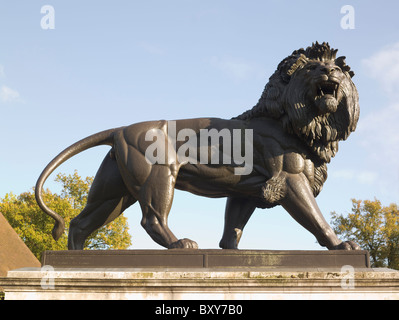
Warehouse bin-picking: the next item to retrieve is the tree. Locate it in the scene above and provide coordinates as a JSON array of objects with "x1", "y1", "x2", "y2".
[
  {"x1": 0, "y1": 171, "x2": 132, "y2": 259},
  {"x1": 331, "y1": 199, "x2": 399, "y2": 269}
]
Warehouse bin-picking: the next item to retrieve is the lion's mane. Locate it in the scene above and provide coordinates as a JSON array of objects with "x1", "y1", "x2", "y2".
[{"x1": 235, "y1": 42, "x2": 360, "y2": 167}]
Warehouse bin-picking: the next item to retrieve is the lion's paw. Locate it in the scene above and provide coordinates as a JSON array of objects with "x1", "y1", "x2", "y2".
[
  {"x1": 219, "y1": 238, "x2": 238, "y2": 250},
  {"x1": 169, "y1": 238, "x2": 199, "y2": 249},
  {"x1": 219, "y1": 228, "x2": 242, "y2": 249},
  {"x1": 332, "y1": 241, "x2": 361, "y2": 250}
]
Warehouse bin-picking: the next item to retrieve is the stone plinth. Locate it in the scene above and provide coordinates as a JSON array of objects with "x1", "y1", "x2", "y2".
[
  {"x1": 1, "y1": 267, "x2": 399, "y2": 300},
  {"x1": 40, "y1": 249, "x2": 371, "y2": 269},
  {"x1": 1, "y1": 249, "x2": 398, "y2": 300}
]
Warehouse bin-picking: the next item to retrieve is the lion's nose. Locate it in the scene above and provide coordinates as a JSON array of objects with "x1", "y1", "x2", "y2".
[
  {"x1": 321, "y1": 66, "x2": 339, "y2": 75},
  {"x1": 321, "y1": 67, "x2": 333, "y2": 74}
]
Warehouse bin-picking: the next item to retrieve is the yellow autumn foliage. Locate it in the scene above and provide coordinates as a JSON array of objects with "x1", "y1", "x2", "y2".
[
  {"x1": 331, "y1": 199, "x2": 399, "y2": 269},
  {"x1": 1, "y1": 171, "x2": 132, "y2": 259}
]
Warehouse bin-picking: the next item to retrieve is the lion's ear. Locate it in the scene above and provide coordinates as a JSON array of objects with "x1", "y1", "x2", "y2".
[
  {"x1": 335, "y1": 56, "x2": 355, "y2": 78},
  {"x1": 287, "y1": 54, "x2": 309, "y2": 77},
  {"x1": 278, "y1": 54, "x2": 309, "y2": 83}
]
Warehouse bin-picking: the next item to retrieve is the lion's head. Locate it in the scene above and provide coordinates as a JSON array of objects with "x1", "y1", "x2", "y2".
[{"x1": 236, "y1": 42, "x2": 360, "y2": 163}]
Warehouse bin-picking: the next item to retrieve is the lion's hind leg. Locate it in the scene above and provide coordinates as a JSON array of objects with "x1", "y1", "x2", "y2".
[
  {"x1": 136, "y1": 165, "x2": 198, "y2": 249},
  {"x1": 68, "y1": 152, "x2": 135, "y2": 250},
  {"x1": 68, "y1": 196, "x2": 135, "y2": 250}
]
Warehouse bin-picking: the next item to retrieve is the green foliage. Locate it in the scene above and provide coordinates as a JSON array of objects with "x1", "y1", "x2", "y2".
[
  {"x1": 331, "y1": 199, "x2": 399, "y2": 269},
  {"x1": 55, "y1": 172, "x2": 93, "y2": 210},
  {"x1": 0, "y1": 171, "x2": 132, "y2": 259}
]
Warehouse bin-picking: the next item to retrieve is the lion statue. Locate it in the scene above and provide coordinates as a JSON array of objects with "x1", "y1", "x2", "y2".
[{"x1": 36, "y1": 42, "x2": 360, "y2": 251}]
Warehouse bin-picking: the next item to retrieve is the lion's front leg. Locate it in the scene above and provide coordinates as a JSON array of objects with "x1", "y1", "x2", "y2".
[
  {"x1": 219, "y1": 197, "x2": 256, "y2": 249},
  {"x1": 279, "y1": 172, "x2": 360, "y2": 250}
]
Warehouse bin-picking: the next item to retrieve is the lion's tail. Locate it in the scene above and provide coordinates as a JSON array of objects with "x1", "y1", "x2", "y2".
[{"x1": 35, "y1": 127, "x2": 123, "y2": 241}]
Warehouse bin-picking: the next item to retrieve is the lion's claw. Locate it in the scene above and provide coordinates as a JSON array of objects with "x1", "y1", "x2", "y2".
[
  {"x1": 331, "y1": 240, "x2": 361, "y2": 250},
  {"x1": 169, "y1": 238, "x2": 199, "y2": 249}
]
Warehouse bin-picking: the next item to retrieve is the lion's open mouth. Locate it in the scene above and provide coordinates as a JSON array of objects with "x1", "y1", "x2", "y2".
[
  {"x1": 313, "y1": 80, "x2": 341, "y2": 114},
  {"x1": 316, "y1": 80, "x2": 339, "y2": 100}
]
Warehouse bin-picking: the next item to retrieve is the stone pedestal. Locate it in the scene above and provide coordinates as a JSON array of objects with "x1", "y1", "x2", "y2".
[
  {"x1": 1, "y1": 250, "x2": 399, "y2": 300},
  {"x1": 40, "y1": 249, "x2": 371, "y2": 269},
  {"x1": 2, "y1": 267, "x2": 399, "y2": 300}
]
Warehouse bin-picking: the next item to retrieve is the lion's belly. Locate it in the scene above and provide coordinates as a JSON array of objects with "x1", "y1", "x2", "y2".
[{"x1": 175, "y1": 163, "x2": 266, "y2": 199}]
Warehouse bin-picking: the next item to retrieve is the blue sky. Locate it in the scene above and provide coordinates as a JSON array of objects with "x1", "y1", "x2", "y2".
[{"x1": 0, "y1": 1, "x2": 398, "y2": 250}]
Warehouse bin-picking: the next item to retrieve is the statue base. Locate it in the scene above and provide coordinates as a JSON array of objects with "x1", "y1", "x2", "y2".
[
  {"x1": 39, "y1": 249, "x2": 371, "y2": 269},
  {"x1": 2, "y1": 250, "x2": 399, "y2": 300}
]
